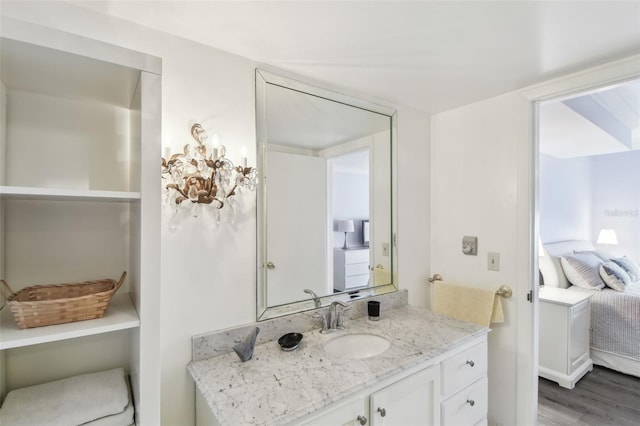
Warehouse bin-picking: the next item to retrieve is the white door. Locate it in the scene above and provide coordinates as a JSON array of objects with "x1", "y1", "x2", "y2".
[{"x1": 266, "y1": 150, "x2": 327, "y2": 306}]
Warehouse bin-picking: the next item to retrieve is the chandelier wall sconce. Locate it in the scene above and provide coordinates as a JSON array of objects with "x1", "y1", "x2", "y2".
[{"x1": 161, "y1": 123, "x2": 257, "y2": 218}]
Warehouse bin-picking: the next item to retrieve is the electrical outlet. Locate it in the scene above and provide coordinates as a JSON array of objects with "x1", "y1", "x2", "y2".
[{"x1": 488, "y1": 252, "x2": 500, "y2": 271}]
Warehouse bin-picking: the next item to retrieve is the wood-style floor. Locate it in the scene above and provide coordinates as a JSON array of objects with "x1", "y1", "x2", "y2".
[{"x1": 538, "y1": 366, "x2": 640, "y2": 426}]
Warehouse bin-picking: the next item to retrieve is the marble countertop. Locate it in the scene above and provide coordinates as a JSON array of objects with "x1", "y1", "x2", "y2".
[{"x1": 188, "y1": 305, "x2": 487, "y2": 426}]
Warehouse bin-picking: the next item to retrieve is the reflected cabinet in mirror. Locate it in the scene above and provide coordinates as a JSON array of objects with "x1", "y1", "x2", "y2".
[{"x1": 256, "y1": 69, "x2": 397, "y2": 321}]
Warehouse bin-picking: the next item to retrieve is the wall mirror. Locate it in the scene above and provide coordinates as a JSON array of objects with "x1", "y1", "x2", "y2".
[{"x1": 256, "y1": 69, "x2": 397, "y2": 321}]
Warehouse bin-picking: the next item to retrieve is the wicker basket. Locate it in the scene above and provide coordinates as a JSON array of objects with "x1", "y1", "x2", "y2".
[{"x1": 0, "y1": 271, "x2": 126, "y2": 329}]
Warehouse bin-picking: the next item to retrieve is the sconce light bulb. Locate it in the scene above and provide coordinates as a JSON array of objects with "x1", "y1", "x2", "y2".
[
  {"x1": 211, "y1": 134, "x2": 221, "y2": 148},
  {"x1": 241, "y1": 145, "x2": 248, "y2": 167}
]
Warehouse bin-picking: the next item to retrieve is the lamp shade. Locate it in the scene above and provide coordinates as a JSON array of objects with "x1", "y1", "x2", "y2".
[
  {"x1": 337, "y1": 219, "x2": 355, "y2": 233},
  {"x1": 597, "y1": 229, "x2": 618, "y2": 245}
]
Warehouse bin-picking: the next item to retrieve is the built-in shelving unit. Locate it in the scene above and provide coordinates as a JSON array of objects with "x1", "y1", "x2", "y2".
[
  {"x1": 0, "y1": 186, "x2": 141, "y2": 202},
  {"x1": 0, "y1": 17, "x2": 161, "y2": 424},
  {"x1": 0, "y1": 293, "x2": 140, "y2": 350}
]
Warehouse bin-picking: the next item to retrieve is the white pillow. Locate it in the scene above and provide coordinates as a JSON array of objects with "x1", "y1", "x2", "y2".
[
  {"x1": 560, "y1": 253, "x2": 605, "y2": 290},
  {"x1": 599, "y1": 261, "x2": 631, "y2": 292},
  {"x1": 611, "y1": 257, "x2": 640, "y2": 282},
  {"x1": 539, "y1": 255, "x2": 571, "y2": 288}
]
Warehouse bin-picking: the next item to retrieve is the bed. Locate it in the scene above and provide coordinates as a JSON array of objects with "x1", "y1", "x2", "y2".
[{"x1": 539, "y1": 240, "x2": 640, "y2": 378}]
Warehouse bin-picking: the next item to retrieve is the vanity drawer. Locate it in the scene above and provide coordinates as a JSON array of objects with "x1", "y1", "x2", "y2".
[
  {"x1": 441, "y1": 340, "x2": 487, "y2": 397},
  {"x1": 441, "y1": 377, "x2": 487, "y2": 426},
  {"x1": 344, "y1": 274, "x2": 369, "y2": 289},
  {"x1": 345, "y1": 263, "x2": 369, "y2": 276},
  {"x1": 344, "y1": 249, "x2": 369, "y2": 264}
]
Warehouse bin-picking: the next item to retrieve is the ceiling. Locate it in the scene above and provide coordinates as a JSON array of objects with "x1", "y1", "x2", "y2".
[
  {"x1": 65, "y1": 0, "x2": 640, "y2": 115},
  {"x1": 265, "y1": 80, "x2": 389, "y2": 150},
  {"x1": 540, "y1": 79, "x2": 640, "y2": 158}
]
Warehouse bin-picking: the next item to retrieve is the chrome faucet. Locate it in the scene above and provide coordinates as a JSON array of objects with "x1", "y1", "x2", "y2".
[
  {"x1": 304, "y1": 288, "x2": 321, "y2": 308},
  {"x1": 313, "y1": 300, "x2": 351, "y2": 332}
]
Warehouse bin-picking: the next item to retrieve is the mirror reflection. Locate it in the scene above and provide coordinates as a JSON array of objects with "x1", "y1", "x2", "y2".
[{"x1": 256, "y1": 69, "x2": 396, "y2": 320}]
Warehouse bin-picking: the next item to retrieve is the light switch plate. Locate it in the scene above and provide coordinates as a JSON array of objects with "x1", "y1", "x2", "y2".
[
  {"x1": 462, "y1": 236, "x2": 477, "y2": 255},
  {"x1": 488, "y1": 252, "x2": 500, "y2": 271}
]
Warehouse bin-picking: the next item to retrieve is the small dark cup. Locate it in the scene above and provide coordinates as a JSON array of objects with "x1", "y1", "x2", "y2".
[{"x1": 367, "y1": 300, "x2": 381, "y2": 321}]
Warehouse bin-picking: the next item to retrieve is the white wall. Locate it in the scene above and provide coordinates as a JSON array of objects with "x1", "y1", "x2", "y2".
[
  {"x1": 591, "y1": 151, "x2": 640, "y2": 260},
  {"x1": 0, "y1": 4, "x2": 432, "y2": 425},
  {"x1": 540, "y1": 151, "x2": 640, "y2": 261},
  {"x1": 539, "y1": 154, "x2": 593, "y2": 243},
  {"x1": 430, "y1": 91, "x2": 533, "y2": 426},
  {"x1": 332, "y1": 169, "x2": 369, "y2": 247}
]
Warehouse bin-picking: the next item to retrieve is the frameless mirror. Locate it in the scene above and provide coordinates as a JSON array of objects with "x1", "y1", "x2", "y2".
[{"x1": 256, "y1": 69, "x2": 397, "y2": 321}]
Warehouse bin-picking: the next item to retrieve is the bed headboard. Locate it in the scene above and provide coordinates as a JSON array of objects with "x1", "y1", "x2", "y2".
[{"x1": 540, "y1": 240, "x2": 595, "y2": 288}]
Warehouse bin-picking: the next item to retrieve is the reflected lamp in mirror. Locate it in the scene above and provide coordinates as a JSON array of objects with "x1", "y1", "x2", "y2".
[
  {"x1": 597, "y1": 228, "x2": 618, "y2": 245},
  {"x1": 161, "y1": 123, "x2": 258, "y2": 218},
  {"x1": 337, "y1": 219, "x2": 355, "y2": 250}
]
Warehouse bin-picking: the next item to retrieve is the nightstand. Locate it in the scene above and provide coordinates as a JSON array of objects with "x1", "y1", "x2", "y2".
[
  {"x1": 539, "y1": 287, "x2": 594, "y2": 389},
  {"x1": 333, "y1": 247, "x2": 370, "y2": 292}
]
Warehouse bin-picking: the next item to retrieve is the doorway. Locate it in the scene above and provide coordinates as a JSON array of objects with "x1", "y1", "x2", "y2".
[{"x1": 532, "y1": 75, "x2": 640, "y2": 422}]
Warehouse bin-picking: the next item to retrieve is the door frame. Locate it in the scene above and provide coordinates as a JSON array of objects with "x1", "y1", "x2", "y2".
[{"x1": 517, "y1": 55, "x2": 640, "y2": 424}]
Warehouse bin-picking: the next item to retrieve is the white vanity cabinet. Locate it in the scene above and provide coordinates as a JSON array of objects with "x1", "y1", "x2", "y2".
[
  {"x1": 369, "y1": 364, "x2": 440, "y2": 425},
  {"x1": 191, "y1": 308, "x2": 488, "y2": 426},
  {"x1": 0, "y1": 18, "x2": 161, "y2": 423},
  {"x1": 333, "y1": 248, "x2": 370, "y2": 291},
  {"x1": 301, "y1": 364, "x2": 440, "y2": 426},
  {"x1": 440, "y1": 340, "x2": 488, "y2": 426}
]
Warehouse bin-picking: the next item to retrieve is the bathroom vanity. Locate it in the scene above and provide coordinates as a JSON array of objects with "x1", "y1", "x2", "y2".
[{"x1": 189, "y1": 304, "x2": 488, "y2": 426}]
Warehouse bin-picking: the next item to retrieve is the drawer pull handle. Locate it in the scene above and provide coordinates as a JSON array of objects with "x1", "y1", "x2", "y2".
[
  {"x1": 377, "y1": 407, "x2": 387, "y2": 417},
  {"x1": 466, "y1": 399, "x2": 475, "y2": 407},
  {"x1": 357, "y1": 415, "x2": 368, "y2": 425},
  {"x1": 466, "y1": 360, "x2": 475, "y2": 367}
]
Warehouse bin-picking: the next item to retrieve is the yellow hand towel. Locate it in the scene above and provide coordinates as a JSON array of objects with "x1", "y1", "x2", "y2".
[{"x1": 432, "y1": 282, "x2": 504, "y2": 327}]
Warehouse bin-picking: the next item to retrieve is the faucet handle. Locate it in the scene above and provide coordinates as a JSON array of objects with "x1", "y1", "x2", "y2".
[
  {"x1": 312, "y1": 312, "x2": 328, "y2": 332},
  {"x1": 335, "y1": 303, "x2": 352, "y2": 329}
]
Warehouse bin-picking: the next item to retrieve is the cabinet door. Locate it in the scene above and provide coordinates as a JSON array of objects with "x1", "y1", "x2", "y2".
[
  {"x1": 369, "y1": 365, "x2": 440, "y2": 426},
  {"x1": 569, "y1": 301, "x2": 590, "y2": 374},
  {"x1": 302, "y1": 395, "x2": 368, "y2": 426}
]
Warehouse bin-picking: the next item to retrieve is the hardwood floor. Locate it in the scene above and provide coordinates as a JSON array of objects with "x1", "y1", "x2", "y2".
[{"x1": 538, "y1": 366, "x2": 640, "y2": 426}]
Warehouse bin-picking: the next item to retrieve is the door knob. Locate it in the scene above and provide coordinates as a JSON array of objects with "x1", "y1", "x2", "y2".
[
  {"x1": 377, "y1": 407, "x2": 387, "y2": 417},
  {"x1": 357, "y1": 415, "x2": 368, "y2": 425},
  {"x1": 266, "y1": 261, "x2": 276, "y2": 270}
]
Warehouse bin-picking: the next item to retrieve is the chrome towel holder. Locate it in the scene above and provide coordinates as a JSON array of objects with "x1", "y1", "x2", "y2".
[{"x1": 428, "y1": 274, "x2": 512, "y2": 299}]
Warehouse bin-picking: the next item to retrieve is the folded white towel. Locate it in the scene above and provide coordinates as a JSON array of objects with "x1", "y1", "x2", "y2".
[
  {"x1": 82, "y1": 375, "x2": 134, "y2": 426},
  {"x1": 0, "y1": 368, "x2": 129, "y2": 426}
]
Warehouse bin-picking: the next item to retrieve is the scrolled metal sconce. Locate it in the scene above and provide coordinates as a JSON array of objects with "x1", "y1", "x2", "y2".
[{"x1": 161, "y1": 123, "x2": 257, "y2": 219}]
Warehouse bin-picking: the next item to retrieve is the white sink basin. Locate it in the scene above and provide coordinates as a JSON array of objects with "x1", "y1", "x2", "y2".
[{"x1": 323, "y1": 333, "x2": 390, "y2": 359}]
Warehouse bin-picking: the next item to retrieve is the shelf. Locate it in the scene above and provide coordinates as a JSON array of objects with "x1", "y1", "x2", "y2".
[
  {"x1": 0, "y1": 292, "x2": 140, "y2": 350},
  {"x1": 0, "y1": 186, "x2": 141, "y2": 202}
]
